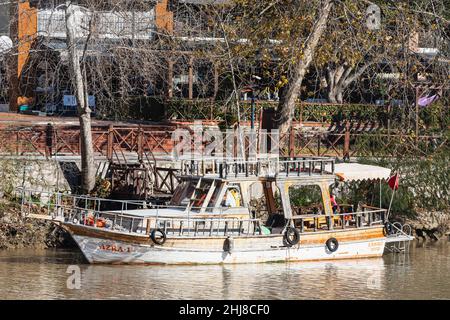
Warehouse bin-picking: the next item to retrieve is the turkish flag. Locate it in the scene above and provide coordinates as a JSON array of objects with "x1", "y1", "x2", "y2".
[{"x1": 388, "y1": 173, "x2": 399, "y2": 190}]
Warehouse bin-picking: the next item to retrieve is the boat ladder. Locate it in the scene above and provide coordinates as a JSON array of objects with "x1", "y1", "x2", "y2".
[{"x1": 384, "y1": 221, "x2": 414, "y2": 253}]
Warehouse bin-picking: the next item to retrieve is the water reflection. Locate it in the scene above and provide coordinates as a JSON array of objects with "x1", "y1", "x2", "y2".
[{"x1": 0, "y1": 241, "x2": 449, "y2": 300}]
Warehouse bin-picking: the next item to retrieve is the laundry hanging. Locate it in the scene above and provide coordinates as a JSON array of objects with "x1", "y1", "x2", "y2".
[{"x1": 418, "y1": 90, "x2": 441, "y2": 107}]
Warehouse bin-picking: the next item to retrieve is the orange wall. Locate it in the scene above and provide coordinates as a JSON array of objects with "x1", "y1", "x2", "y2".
[
  {"x1": 155, "y1": 0, "x2": 174, "y2": 34},
  {"x1": 17, "y1": 1, "x2": 37, "y2": 107}
]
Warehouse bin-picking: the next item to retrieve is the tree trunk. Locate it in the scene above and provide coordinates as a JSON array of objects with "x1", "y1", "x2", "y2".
[
  {"x1": 336, "y1": 91, "x2": 343, "y2": 104},
  {"x1": 325, "y1": 59, "x2": 378, "y2": 104},
  {"x1": 65, "y1": 3, "x2": 96, "y2": 194},
  {"x1": 326, "y1": 64, "x2": 348, "y2": 104},
  {"x1": 277, "y1": 0, "x2": 333, "y2": 134},
  {"x1": 327, "y1": 86, "x2": 344, "y2": 104}
]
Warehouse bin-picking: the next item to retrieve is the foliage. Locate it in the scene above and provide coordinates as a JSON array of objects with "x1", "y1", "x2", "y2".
[
  {"x1": 289, "y1": 185, "x2": 323, "y2": 208},
  {"x1": 418, "y1": 100, "x2": 450, "y2": 132},
  {"x1": 357, "y1": 151, "x2": 450, "y2": 217},
  {"x1": 89, "y1": 177, "x2": 112, "y2": 199},
  {"x1": 337, "y1": 179, "x2": 417, "y2": 218},
  {"x1": 164, "y1": 98, "x2": 449, "y2": 131}
]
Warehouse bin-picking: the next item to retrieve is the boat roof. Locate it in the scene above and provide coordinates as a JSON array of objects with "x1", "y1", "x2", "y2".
[{"x1": 326, "y1": 163, "x2": 391, "y2": 182}]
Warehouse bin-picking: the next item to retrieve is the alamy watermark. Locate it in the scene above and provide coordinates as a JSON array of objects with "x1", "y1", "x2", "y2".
[
  {"x1": 366, "y1": 270, "x2": 382, "y2": 290},
  {"x1": 171, "y1": 121, "x2": 280, "y2": 161},
  {"x1": 66, "y1": 265, "x2": 81, "y2": 290},
  {"x1": 366, "y1": 4, "x2": 381, "y2": 30}
]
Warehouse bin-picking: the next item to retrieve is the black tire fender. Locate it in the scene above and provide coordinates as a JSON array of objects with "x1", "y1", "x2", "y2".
[
  {"x1": 326, "y1": 237, "x2": 339, "y2": 252},
  {"x1": 284, "y1": 227, "x2": 300, "y2": 246},
  {"x1": 150, "y1": 229, "x2": 167, "y2": 245},
  {"x1": 383, "y1": 222, "x2": 393, "y2": 236},
  {"x1": 223, "y1": 236, "x2": 234, "y2": 253}
]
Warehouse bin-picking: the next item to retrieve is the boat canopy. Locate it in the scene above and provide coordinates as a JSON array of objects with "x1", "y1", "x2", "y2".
[{"x1": 326, "y1": 163, "x2": 391, "y2": 182}]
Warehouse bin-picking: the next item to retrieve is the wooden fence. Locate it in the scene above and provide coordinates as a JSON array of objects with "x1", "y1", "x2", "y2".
[{"x1": 0, "y1": 122, "x2": 446, "y2": 160}]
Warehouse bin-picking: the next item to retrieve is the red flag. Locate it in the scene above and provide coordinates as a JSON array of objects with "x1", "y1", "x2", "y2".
[{"x1": 388, "y1": 173, "x2": 399, "y2": 190}]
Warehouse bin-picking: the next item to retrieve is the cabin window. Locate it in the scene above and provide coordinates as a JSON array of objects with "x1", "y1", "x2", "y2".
[
  {"x1": 221, "y1": 185, "x2": 242, "y2": 208},
  {"x1": 169, "y1": 181, "x2": 196, "y2": 206},
  {"x1": 289, "y1": 185, "x2": 324, "y2": 215},
  {"x1": 157, "y1": 221, "x2": 171, "y2": 229},
  {"x1": 207, "y1": 181, "x2": 223, "y2": 207},
  {"x1": 191, "y1": 180, "x2": 214, "y2": 208}
]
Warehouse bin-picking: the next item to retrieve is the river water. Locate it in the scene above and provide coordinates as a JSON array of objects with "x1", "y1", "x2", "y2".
[{"x1": 0, "y1": 241, "x2": 449, "y2": 300}]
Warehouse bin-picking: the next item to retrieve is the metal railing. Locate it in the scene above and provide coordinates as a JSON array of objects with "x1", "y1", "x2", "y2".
[
  {"x1": 386, "y1": 221, "x2": 412, "y2": 237},
  {"x1": 37, "y1": 9, "x2": 155, "y2": 40},
  {"x1": 148, "y1": 216, "x2": 263, "y2": 237},
  {"x1": 180, "y1": 157, "x2": 335, "y2": 178},
  {"x1": 64, "y1": 208, "x2": 264, "y2": 238},
  {"x1": 19, "y1": 188, "x2": 148, "y2": 219},
  {"x1": 19, "y1": 188, "x2": 389, "y2": 240},
  {"x1": 18, "y1": 188, "x2": 265, "y2": 238},
  {"x1": 291, "y1": 208, "x2": 388, "y2": 232}
]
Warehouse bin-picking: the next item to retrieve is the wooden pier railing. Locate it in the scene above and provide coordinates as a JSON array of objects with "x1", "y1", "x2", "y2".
[{"x1": 0, "y1": 122, "x2": 447, "y2": 160}]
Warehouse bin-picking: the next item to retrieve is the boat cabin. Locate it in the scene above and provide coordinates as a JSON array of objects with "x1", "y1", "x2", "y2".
[
  {"x1": 20, "y1": 157, "x2": 392, "y2": 239},
  {"x1": 97, "y1": 157, "x2": 390, "y2": 235}
]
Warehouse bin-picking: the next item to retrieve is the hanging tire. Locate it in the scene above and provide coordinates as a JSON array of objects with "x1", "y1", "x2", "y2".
[
  {"x1": 383, "y1": 222, "x2": 393, "y2": 236},
  {"x1": 284, "y1": 227, "x2": 300, "y2": 246},
  {"x1": 223, "y1": 236, "x2": 234, "y2": 253},
  {"x1": 325, "y1": 237, "x2": 339, "y2": 252},
  {"x1": 150, "y1": 229, "x2": 167, "y2": 245}
]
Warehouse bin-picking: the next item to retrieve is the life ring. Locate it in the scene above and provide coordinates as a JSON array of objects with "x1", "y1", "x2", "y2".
[
  {"x1": 326, "y1": 237, "x2": 339, "y2": 252},
  {"x1": 284, "y1": 227, "x2": 300, "y2": 246},
  {"x1": 150, "y1": 229, "x2": 167, "y2": 245}
]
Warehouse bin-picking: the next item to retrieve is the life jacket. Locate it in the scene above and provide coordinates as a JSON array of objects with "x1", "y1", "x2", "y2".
[{"x1": 84, "y1": 215, "x2": 105, "y2": 227}]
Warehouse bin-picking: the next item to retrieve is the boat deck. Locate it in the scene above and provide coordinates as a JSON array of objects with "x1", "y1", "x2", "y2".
[{"x1": 385, "y1": 234, "x2": 415, "y2": 243}]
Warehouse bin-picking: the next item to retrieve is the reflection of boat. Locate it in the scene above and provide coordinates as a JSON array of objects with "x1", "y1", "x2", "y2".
[{"x1": 22, "y1": 157, "x2": 413, "y2": 264}]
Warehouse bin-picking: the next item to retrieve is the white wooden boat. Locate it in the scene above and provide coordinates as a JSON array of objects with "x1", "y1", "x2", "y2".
[{"x1": 21, "y1": 157, "x2": 413, "y2": 264}]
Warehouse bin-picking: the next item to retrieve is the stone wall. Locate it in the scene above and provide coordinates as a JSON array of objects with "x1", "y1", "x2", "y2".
[{"x1": 0, "y1": 158, "x2": 83, "y2": 196}]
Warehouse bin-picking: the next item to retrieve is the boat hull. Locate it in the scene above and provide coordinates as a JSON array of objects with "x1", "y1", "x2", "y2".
[{"x1": 63, "y1": 223, "x2": 387, "y2": 264}]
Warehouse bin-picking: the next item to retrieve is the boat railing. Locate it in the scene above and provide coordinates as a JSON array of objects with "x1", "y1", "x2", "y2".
[
  {"x1": 65, "y1": 207, "x2": 148, "y2": 234},
  {"x1": 18, "y1": 188, "x2": 265, "y2": 237},
  {"x1": 18, "y1": 188, "x2": 151, "y2": 219},
  {"x1": 18, "y1": 187, "x2": 237, "y2": 219},
  {"x1": 180, "y1": 157, "x2": 335, "y2": 178},
  {"x1": 149, "y1": 216, "x2": 263, "y2": 237},
  {"x1": 18, "y1": 188, "x2": 389, "y2": 238},
  {"x1": 386, "y1": 221, "x2": 413, "y2": 237},
  {"x1": 62, "y1": 206, "x2": 264, "y2": 238},
  {"x1": 291, "y1": 208, "x2": 387, "y2": 232},
  {"x1": 62, "y1": 206, "x2": 387, "y2": 238}
]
